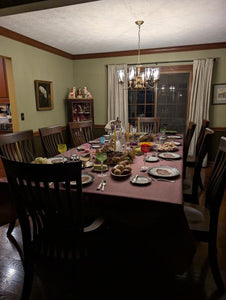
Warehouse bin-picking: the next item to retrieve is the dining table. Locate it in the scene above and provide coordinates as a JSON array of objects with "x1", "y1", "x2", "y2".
[
  {"x1": 62, "y1": 134, "x2": 196, "y2": 275},
  {"x1": 0, "y1": 133, "x2": 196, "y2": 276}
]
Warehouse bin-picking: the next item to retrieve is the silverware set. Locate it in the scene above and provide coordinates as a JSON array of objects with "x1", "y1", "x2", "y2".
[{"x1": 96, "y1": 179, "x2": 107, "y2": 191}]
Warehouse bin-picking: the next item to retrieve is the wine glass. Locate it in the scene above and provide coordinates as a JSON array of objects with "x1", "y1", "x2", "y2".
[
  {"x1": 96, "y1": 152, "x2": 107, "y2": 177},
  {"x1": 140, "y1": 143, "x2": 150, "y2": 172},
  {"x1": 58, "y1": 144, "x2": 67, "y2": 163}
]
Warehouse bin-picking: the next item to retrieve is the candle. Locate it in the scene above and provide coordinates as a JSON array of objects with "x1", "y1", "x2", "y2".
[
  {"x1": 126, "y1": 123, "x2": 130, "y2": 143},
  {"x1": 138, "y1": 117, "x2": 140, "y2": 134},
  {"x1": 113, "y1": 125, "x2": 116, "y2": 151}
]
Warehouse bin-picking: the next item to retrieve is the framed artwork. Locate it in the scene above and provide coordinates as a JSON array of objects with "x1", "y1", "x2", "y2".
[
  {"x1": 212, "y1": 83, "x2": 226, "y2": 105},
  {"x1": 35, "y1": 80, "x2": 54, "y2": 110}
]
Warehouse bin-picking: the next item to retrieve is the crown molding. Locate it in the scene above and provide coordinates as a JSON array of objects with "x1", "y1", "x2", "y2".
[
  {"x1": 0, "y1": 26, "x2": 73, "y2": 59},
  {"x1": 72, "y1": 42, "x2": 226, "y2": 60},
  {"x1": 1, "y1": 26, "x2": 226, "y2": 60}
]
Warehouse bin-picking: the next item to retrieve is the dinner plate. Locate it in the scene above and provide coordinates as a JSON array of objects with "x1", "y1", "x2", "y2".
[
  {"x1": 145, "y1": 155, "x2": 159, "y2": 162},
  {"x1": 89, "y1": 140, "x2": 100, "y2": 144},
  {"x1": 148, "y1": 166, "x2": 180, "y2": 178},
  {"x1": 64, "y1": 173, "x2": 94, "y2": 186},
  {"x1": 77, "y1": 146, "x2": 85, "y2": 151},
  {"x1": 167, "y1": 135, "x2": 182, "y2": 139},
  {"x1": 47, "y1": 157, "x2": 68, "y2": 164},
  {"x1": 111, "y1": 170, "x2": 131, "y2": 180},
  {"x1": 130, "y1": 175, "x2": 151, "y2": 185},
  {"x1": 172, "y1": 141, "x2": 181, "y2": 146},
  {"x1": 165, "y1": 130, "x2": 177, "y2": 134},
  {"x1": 91, "y1": 145, "x2": 101, "y2": 149},
  {"x1": 158, "y1": 152, "x2": 181, "y2": 160}
]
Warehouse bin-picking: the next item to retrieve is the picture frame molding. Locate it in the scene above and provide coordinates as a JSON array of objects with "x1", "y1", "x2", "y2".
[{"x1": 35, "y1": 80, "x2": 54, "y2": 111}]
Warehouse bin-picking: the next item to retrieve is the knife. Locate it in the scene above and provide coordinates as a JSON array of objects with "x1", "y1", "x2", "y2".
[{"x1": 96, "y1": 180, "x2": 103, "y2": 190}]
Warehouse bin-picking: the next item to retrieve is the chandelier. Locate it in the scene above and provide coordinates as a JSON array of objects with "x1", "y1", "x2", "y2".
[{"x1": 117, "y1": 20, "x2": 160, "y2": 89}]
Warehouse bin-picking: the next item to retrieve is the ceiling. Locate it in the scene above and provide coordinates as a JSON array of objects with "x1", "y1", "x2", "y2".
[{"x1": 0, "y1": 0, "x2": 226, "y2": 55}]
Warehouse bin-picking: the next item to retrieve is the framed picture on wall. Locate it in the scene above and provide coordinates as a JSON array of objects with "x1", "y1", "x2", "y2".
[
  {"x1": 212, "y1": 83, "x2": 226, "y2": 105},
  {"x1": 35, "y1": 80, "x2": 54, "y2": 110}
]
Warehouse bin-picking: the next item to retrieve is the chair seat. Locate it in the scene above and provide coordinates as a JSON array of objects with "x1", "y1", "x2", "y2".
[{"x1": 184, "y1": 203, "x2": 209, "y2": 232}]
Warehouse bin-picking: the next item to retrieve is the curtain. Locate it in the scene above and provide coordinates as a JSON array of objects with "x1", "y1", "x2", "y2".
[
  {"x1": 107, "y1": 64, "x2": 128, "y2": 129},
  {"x1": 188, "y1": 58, "x2": 214, "y2": 157}
]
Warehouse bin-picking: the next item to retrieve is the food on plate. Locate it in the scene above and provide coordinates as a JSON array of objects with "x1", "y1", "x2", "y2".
[
  {"x1": 139, "y1": 134, "x2": 154, "y2": 142},
  {"x1": 111, "y1": 163, "x2": 132, "y2": 176},
  {"x1": 158, "y1": 142, "x2": 178, "y2": 152},
  {"x1": 95, "y1": 147, "x2": 136, "y2": 166},
  {"x1": 156, "y1": 168, "x2": 171, "y2": 176},
  {"x1": 32, "y1": 157, "x2": 52, "y2": 164},
  {"x1": 82, "y1": 175, "x2": 90, "y2": 183},
  {"x1": 162, "y1": 153, "x2": 176, "y2": 158}
]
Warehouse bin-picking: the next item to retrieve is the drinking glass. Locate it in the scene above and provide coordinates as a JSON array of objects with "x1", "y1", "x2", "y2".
[
  {"x1": 140, "y1": 143, "x2": 150, "y2": 171},
  {"x1": 58, "y1": 144, "x2": 67, "y2": 163},
  {"x1": 96, "y1": 152, "x2": 107, "y2": 177}
]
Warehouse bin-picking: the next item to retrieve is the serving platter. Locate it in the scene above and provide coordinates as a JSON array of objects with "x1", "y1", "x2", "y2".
[
  {"x1": 148, "y1": 166, "x2": 180, "y2": 178},
  {"x1": 158, "y1": 152, "x2": 181, "y2": 160}
]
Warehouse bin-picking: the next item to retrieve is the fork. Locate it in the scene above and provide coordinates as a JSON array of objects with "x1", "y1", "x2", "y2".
[
  {"x1": 101, "y1": 179, "x2": 106, "y2": 191},
  {"x1": 150, "y1": 177, "x2": 175, "y2": 183}
]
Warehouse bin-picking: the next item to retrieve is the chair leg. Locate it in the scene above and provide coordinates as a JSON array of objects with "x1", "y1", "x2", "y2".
[
  {"x1": 7, "y1": 219, "x2": 16, "y2": 236},
  {"x1": 209, "y1": 244, "x2": 225, "y2": 293},
  {"x1": 21, "y1": 256, "x2": 34, "y2": 300}
]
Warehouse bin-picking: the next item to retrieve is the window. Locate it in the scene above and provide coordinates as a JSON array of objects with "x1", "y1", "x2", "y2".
[{"x1": 128, "y1": 65, "x2": 192, "y2": 132}]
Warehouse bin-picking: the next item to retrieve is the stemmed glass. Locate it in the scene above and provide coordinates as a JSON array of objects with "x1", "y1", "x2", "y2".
[
  {"x1": 96, "y1": 152, "x2": 107, "y2": 177},
  {"x1": 58, "y1": 144, "x2": 67, "y2": 163},
  {"x1": 140, "y1": 143, "x2": 150, "y2": 172}
]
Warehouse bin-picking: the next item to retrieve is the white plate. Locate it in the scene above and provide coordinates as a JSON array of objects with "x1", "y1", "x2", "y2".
[
  {"x1": 145, "y1": 155, "x2": 159, "y2": 162},
  {"x1": 48, "y1": 157, "x2": 68, "y2": 164},
  {"x1": 89, "y1": 140, "x2": 100, "y2": 144},
  {"x1": 172, "y1": 141, "x2": 181, "y2": 146},
  {"x1": 167, "y1": 135, "x2": 182, "y2": 139},
  {"x1": 77, "y1": 146, "x2": 85, "y2": 151},
  {"x1": 158, "y1": 152, "x2": 181, "y2": 160},
  {"x1": 91, "y1": 145, "x2": 101, "y2": 149},
  {"x1": 148, "y1": 166, "x2": 180, "y2": 178},
  {"x1": 111, "y1": 170, "x2": 131, "y2": 179},
  {"x1": 130, "y1": 175, "x2": 151, "y2": 185},
  {"x1": 65, "y1": 173, "x2": 94, "y2": 186}
]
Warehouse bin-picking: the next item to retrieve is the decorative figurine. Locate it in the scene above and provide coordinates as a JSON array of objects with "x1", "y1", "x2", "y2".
[
  {"x1": 83, "y1": 86, "x2": 93, "y2": 99},
  {"x1": 68, "y1": 86, "x2": 76, "y2": 99},
  {"x1": 76, "y1": 88, "x2": 83, "y2": 99}
]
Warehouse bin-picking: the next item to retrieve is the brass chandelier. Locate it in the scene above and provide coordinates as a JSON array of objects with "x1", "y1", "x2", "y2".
[{"x1": 117, "y1": 20, "x2": 160, "y2": 89}]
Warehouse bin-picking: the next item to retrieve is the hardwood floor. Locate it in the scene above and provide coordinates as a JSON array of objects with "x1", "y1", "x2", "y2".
[{"x1": 0, "y1": 166, "x2": 225, "y2": 299}]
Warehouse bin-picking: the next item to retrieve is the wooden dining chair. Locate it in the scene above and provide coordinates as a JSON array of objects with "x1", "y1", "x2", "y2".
[
  {"x1": 183, "y1": 128, "x2": 214, "y2": 204},
  {"x1": 186, "y1": 119, "x2": 210, "y2": 189},
  {"x1": 39, "y1": 125, "x2": 64, "y2": 157},
  {"x1": 136, "y1": 117, "x2": 160, "y2": 135},
  {"x1": 0, "y1": 130, "x2": 36, "y2": 236},
  {"x1": 0, "y1": 130, "x2": 36, "y2": 162},
  {"x1": 1, "y1": 157, "x2": 105, "y2": 300},
  {"x1": 183, "y1": 121, "x2": 196, "y2": 178},
  {"x1": 184, "y1": 136, "x2": 226, "y2": 293},
  {"x1": 69, "y1": 120, "x2": 94, "y2": 147}
]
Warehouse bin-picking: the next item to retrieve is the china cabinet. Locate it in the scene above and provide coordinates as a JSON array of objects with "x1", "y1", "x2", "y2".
[
  {"x1": 67, "y1": 99, "x2": 94, "y2": 123},
  {"x1": 0, "y1": 57, "x2": 9, "y2": 104}
]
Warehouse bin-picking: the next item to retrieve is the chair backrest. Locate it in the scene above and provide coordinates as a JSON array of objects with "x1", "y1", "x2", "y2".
[
  {"x1": 183, "y1": 121, "x2": 196, "y2": 176},
  {"x1": 0, "y1": 130, "x2": 36, "y2": 162},
  {"x1": 195, "y1": 119, "x2": 210, "y2": 156},
  {"x1": 39, "y1": 125, "x2": 64, "y2": 157},
  {"x1": 1, "y1": 156, "x2": 83, "y2": 261},
  {"x1": 136, "y1": 117, "x2": 160, "y2": 135},
  {"x1": 191, "y1": 128, "x2": 214, "y2": 202},
  {"x1": 69, "y1": 121, "x2": 94, "y2": 147},
  {"x1": 206, "y1": 136, "x2": 226, "y2": 211}
]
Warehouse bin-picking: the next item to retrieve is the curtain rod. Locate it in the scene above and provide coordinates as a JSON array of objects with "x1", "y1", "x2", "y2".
[{"x1": 106, "y1": 58, "x2": 216, "y2": 67}]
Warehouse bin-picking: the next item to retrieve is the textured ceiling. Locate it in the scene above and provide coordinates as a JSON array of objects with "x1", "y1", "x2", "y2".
[{"x1": 0, "y1": 0, "x2": 226, "y2": 55}]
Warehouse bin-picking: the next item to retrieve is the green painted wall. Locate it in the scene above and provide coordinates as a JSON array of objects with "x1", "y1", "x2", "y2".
[
  {"x1": 0, "y1": 33, "x2": 226, "y2": 131},
  {"x1": 73, "y1": 48, "x2": 226, "y2": 127},
  {"x1": 0, "y1": 35, "x2": 73, "y2": 131}
]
